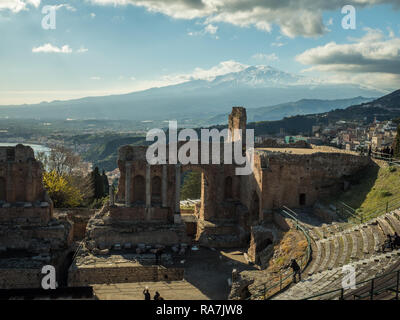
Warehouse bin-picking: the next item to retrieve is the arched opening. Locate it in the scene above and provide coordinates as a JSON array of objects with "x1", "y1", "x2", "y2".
[
  {"x1": 15, "y1": 177, "x2": 26, "y2": 202},
  {"x1": 250, "y1": 191, "x2": 260, "y2": 225},
  {"x1": 0, "y1": 178, "x2": 6, "y2": 201},
  {"x1": 224, "y1": 176, "x2": 233, "y2": 200},
  {"x1": 151, "y1": 176, "x2": 162, "y2": 204},
  {"x1": 299, "y1": 193, "x2": 306, "y2": 206},
  {"x1": 133, "y1": 175, "x2": 145, "y2": 204}
]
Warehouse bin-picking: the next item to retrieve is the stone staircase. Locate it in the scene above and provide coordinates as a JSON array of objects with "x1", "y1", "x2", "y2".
[{"x1": 273, "y1": 209, "x2": 400, "y2": 300}]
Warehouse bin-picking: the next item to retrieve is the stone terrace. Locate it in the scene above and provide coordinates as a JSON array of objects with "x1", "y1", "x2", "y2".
[{"x1": 274, "y1": 209, "x2": 400, "y2": 300}]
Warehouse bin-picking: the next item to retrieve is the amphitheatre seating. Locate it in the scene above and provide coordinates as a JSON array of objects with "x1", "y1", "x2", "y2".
[{"x1": 273, "y1": 209, "x2": 400, "y2": 300}]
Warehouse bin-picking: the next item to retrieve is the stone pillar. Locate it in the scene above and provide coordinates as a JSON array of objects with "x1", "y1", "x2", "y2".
[
  {"x1": 125, "y1": 162, "x2": 131, "y2": 207},
  {"x1": 162, "y1": 164, "x2": 168, "y2": 207},
  {"x1": 109, "y1": 185, "x2": 115, "y2": 206},
  {"x1": 6, "y1": 163, "x2": 12, "y2": 203},
  {"x1": 174, "y1": 164, "x2": 181, "y2": 223},
  {"x1": 146, "y1": 163, "x2": 151, "y2": 208}
]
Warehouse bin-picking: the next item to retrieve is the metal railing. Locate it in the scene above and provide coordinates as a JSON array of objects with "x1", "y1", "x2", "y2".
[
  {"x1": 302, "y1": 267, "x2": 400, "y2": 300},
  {"x1": 334, "y1": 194, "x2": 400, "y2": 225},
  {"x1": 335, "y1": 201, "x2": 363, "y2": 224},
  {"x1": 246, "y1": 207, "x2": 312, "y2": 300},
  {"x1": 371, "y1": 152, "x2": 400, "y2": 167}
]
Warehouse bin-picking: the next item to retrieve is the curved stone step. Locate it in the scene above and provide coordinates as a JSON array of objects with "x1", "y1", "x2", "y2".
[
  {"x1": 274, "y1": 250, "x2": 400, "y2": 300},
  {"x1": 328, "y1": 237, "x2": 340, "y2": 270},
  {"x1": 308, "y1": 241, "x2": 322, "y2": 276},
  {"x1": 360, "y1": 228, "x2": 369, "y2": 255},
  {"x1": 385, "y1": 214, "x2": 400, "y2": 235},
  {"x1": 377, "y1": 217, "x2": 395, "y2": 236},
  {"x1": 308, "y1": 228, "x2": 321, "y2": 242},
  {"x1": 392, "y1": 210, "x2": 400, "y2": 221},
  {"x1": 338, "y1": 234, "x2": 350, "y2": 266},
  {"x1": 350, "y1": 232, "x2": 358, "y2": 260},
  {"x1": 371, "y1": 225, "x2": 381, "y2": 252},
  {"x1": 318, "y1": 240, "x2": 332, "y2": 272}
]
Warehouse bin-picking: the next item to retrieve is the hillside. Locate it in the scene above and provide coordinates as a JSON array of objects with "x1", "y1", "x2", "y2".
[
  {"x1": 208, "y1": 96, "x2": 374, "y2": 124},
  {"x1": 247, "y1": 89, "x2": 400, "y2": 136}
]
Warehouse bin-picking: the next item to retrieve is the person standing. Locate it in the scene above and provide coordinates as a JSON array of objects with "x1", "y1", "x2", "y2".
[
  {"x1": 290, "y1": 259, "x2": 301, "y2": 283},
  {"x1": 143, "y1": 287, "x2": 151, "y2": 300}
]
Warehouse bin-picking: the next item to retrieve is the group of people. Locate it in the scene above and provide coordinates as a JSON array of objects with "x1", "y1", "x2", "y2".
[
  {"x1": 382, "y1": 233, "x2": 400, "y2": 252},
  {"x1": 143, "y1": 288, "x2": 164, "y2": 300}
]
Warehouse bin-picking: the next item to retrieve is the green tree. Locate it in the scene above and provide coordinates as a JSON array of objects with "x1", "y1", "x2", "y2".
[
  {"x1": 90, "y1": 167, "x2": 105, "y2": 199},
  {"x1": 181, "y1": 171, "x2": 201, "y2": 200},
  {"x1": 43, "y1": 170, "x2": 82, "y2": 208}
]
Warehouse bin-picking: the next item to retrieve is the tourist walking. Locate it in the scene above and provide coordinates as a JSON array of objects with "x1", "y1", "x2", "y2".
[{"x1": 289, "y1": 259, "x2": 301, "y2": 283}]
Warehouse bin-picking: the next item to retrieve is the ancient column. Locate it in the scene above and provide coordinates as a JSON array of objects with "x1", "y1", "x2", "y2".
[
  {"x1": 125, "y1": 162, "x2": 131, "y2": 207},
  {"x1": 174, "y1": 164, "x2": 181, "y2": 223},
  {"x1": 109, "y1": 185, "x2": 115, "y2": 206},
  {"x1": 162, "y1": 164, "x2": 168, "y2": 207},
  {"x1": 146, "y1": 163, "x2": 151, "y2": 208}
]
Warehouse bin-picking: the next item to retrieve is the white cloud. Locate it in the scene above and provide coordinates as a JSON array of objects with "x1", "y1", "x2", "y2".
[
  {"x1": 77, "y1": 47, "x2": 89, "y2": 53},
  {"x1": 296, "y1": 28, "x2": 400, "y2": 90},
  {"x1": 54, "y1": 4, "x2": 77, "y2": 12},
  {"x1": 188, "y1": 23, "x2": 218, "y2": 38},
  {"x1": 204, "y1": 24, "x2": 218, "y2": 35},
  {"x1": 90, "y1": 76, "x2": 101, "y2": 80},
  {"x1": 32, "y1": 44, "x2": 89, "y2": 54},
  {"x1": 252, "y1": 53, "x2": 279, "y2": 61},
  {"x1": 90, "y1": 12, "x2": 96, "y2": 18},
  {"x1": 132, "y1": 60, "x2": 248, "y2": 91},
  {"x1": 87, "y1": 0, "x2": 400, "y2": 38},
  {"x1": 0, "y1": 0, "x2": 40, "y2": 12},
  {"x1": 32, "y1": 44, "x2": 73, "y2": 54}
]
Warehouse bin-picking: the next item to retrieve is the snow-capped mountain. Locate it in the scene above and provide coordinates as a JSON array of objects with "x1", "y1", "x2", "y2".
[{"x1": 0, "y1": 65, "x2": 384, "y2": 121}]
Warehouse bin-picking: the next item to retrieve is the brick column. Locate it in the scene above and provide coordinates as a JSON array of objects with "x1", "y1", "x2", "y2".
[
  {"x1": 162, "y1": 164, "x2": 167, "y2": 207},
  {"x1": 146, "y1": 163, "x2": 151, "y2": 208},
  {"x1": 109, "y1": 185, "x2": 115, "y2": 206},
  {"x1": 125, "y1": 162, "x2": 131, "y2": 207},
  {"x1": 174, "y1": 164, "x2": 181, "y2": 223}
]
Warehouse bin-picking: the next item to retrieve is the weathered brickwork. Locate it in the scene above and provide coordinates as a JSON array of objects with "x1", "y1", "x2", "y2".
[
  {"x1": 68, "y1": 264, "x2": 184, "y2": 286},
  {"x1": 0, "y1": 145, "x2": 73, "y2": 289}
]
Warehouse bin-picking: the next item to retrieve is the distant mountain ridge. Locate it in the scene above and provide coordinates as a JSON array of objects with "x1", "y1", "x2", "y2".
[
  {"x1": 208, "y1": 96, "x2": 375, "y2": 124},
  {"x1": 0, "y1": 65, "x2": 384, "y2": 121},
  {"x1": 246, "y1": 89, "x2": 400, "y2": 136}
]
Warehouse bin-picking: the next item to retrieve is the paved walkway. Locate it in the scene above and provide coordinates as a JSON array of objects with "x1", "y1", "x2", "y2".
[{"x1": 93, "y1": 281, "x2": 210, "y2": 300}]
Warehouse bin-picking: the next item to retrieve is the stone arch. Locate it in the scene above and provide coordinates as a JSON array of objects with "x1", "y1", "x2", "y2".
[
  {"x1": 224, "y1": 176, "x2": 233, "y2": 200},
  {"x1": 15, "y1": 175, "x2": 26, "y2": 202},
  {"x1": 250, "y1": 191, "x2": 260, "y2": 224},
  {"x1": 133, "y1": 175, "x2": 145, "y2": 203},
  {"x1": 152, "y1": 176, "x2": 162, "y2": 204},
  {"x1": 0, "y1": 177, "x2": 6, "y2": 201}
]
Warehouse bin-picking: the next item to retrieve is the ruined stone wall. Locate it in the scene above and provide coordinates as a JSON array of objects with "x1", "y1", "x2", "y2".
[
  {"x1": 54, "y1": 208, "x2": 96, "y2": 241},
  {"x1": 0, "y1": 269, "x2": 43, "y2": 289},
  {"x1": 0, "y1": 145, "x2": 74, "y2": 289},
  {"x1": 68, "y1": 265, "x2": 184, "y2": 286},
  {"x1": 258, "y1": 151, "x2": 371, "y2": 210},
  {"x1": 0, "y1": 145, "x2": 46, "y2": 204}
]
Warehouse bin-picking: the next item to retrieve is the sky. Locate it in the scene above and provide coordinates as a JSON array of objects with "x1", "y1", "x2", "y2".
[{"x1": 0, "y1": 0, "x2": 400, "y2": 105}]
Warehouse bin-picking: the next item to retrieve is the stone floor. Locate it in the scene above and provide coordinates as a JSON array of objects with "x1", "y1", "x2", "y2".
[
  {"x1": 93, "y1": 281, "x2": 210, "y2": 300},
  {"x1": 90, "y1": 247, "x2": 256, "y2": 300}
]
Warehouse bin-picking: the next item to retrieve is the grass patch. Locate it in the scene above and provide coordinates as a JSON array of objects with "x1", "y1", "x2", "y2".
[{"x1": 324, "y1": 162, "x2": 400, "y2": 221}]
